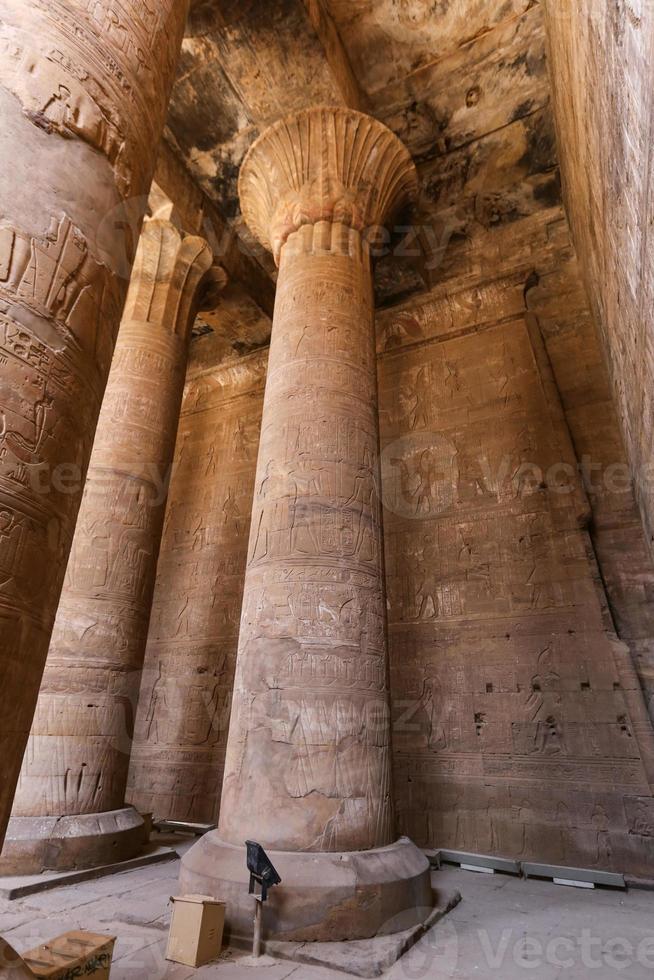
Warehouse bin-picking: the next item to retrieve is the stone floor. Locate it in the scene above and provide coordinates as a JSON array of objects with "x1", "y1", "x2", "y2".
[{"x1": 1, "y1": 838, "x2": 653, "y2": 979}]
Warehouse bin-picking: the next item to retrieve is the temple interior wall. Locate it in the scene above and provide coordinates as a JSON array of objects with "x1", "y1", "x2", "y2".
[
  {"x1": 545, "y1": 0, "x2": 654, "y2": 567},
  {"x1": 379, "y1": 253, "x2": 654, "y2": 875},
  {"x1": 4, "y1": 0, "x2": 654, "y2": 908},
  {"x1": 122, "y1": 0, "x2": 654, "y2": 876},
  {"x1": 128, "y1": 211, "x2": 654, "y2": 871}
]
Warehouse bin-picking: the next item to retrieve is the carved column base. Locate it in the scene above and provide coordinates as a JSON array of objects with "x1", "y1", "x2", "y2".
[
  {"x1": 179, "y1": 835, "x2": 433, "y2": 943},
  {"x1": 0, "y1": 806, "x2": 145, "y2": 875}
]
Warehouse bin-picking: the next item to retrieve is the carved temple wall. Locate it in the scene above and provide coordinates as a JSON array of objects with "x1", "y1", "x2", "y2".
[
  {"x1": 378, "y1": 226, "x2": 654, "y2": 876},
  {"x1": 127, "y1": 348, "x2": 266, "y2": 823},
  {"x1": 545, "y1": 1, "x2": 654, "y2": 567},
  {"x1": 130, "y1": 220, "x2": 654, "y2": 874}
]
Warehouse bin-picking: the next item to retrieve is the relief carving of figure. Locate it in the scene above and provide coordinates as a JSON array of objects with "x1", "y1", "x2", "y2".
[
  {"x1": 0, "y1": 509, "x2": 23, "y2": 589},
  {"x1": 222, "y1": 487, "x2": 240, "y2": 531},
  {"x1": 0, "y1": 393, "x2": 54, "y2": 465},
  {"x1": 415, "y1": 535, "x2": 439, "y2": 619},
  {"x1": 421, "y1": 675, "x2": 448, "y2": 751},
  {"x1": 533, "y1": 715, "x2": 567, "y2": 756},
  {"x1": 233, "y1": 418, "x2": 252, "y2": 458},
  {"x1": 345, "y1": 458, "x2": 379, "y2": 562},
  {"x1": 251, "y1": 459, "x2": 292, "y2": 561}
]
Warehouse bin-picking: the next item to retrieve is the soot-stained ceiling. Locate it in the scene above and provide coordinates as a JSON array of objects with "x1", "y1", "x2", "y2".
[{"x1": 162, "y1": 0, "x2": 560, "y2": 357}]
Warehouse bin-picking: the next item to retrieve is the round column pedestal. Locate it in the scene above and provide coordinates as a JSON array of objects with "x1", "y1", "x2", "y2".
[
  {"x1": 0, "y1": 806, "x2": 145, "y2": 875},
  {"x1": 179, "y1": 835, "x2": 433, "y2": 944}
]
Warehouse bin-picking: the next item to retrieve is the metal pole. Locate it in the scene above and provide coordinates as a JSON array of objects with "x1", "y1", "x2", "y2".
[{"x1": 253, "y1": 898, "x2": 263, "y2": 958}]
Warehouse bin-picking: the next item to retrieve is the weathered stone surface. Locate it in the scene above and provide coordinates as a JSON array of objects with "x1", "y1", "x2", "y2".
[
  {"x1": 143, "y1": 207, "x2": 652, "y2": 873},
  {"x1": 378, "y1": 271, "x2": 654, "y2": 876},
  {"x1": 180, "y1": 836, "x2": 433, "y2": 944},
  {"x1": 179, "y1": 106, "x2": 433, "y2": 939},
  {"x1": 323, "y1": 0, "x2": 536, "y2": 101},
  {"x1": 0, "y1": 808, "x2": 146, "y2": 877},
  {"x1": 155, "y1": 140, "x2": 276, "y2": 319},
  {"x1": 0, "y1": 843, "x2": 177, "y2": 900},
  {"x1": 122, "y1": 0, "x2": 654, "y2": 882},
  {"x1": 166, "y1": 0, "x2": 365, "y2": 257},
  {"x1": 127, "y1": 348, "x2": 267, "y2": 823},
  {"x1": 165, "y1": 1, "x2": 556, "y2": 307},
  {"x1": 545, "y1": 1, "x2": 654, "y2": 559},
  {"x1": 220, "y1": 107, "x2": 417, "y2": 853},
  {"x1": 0, "y1": 0, "x2": 190, "y2": 851},
  {"x1": 524, "y1": 245, "x2": 654, "y2": 727},
  {"x1": 1, "y1": 219, "x2": 214, "y2": 873},
  {"x1": 151, "y1": 228, "x2": 654, "y2": 878},
  {"x1": 264, "y1": 891, "x2": 461, "y2": 978}
]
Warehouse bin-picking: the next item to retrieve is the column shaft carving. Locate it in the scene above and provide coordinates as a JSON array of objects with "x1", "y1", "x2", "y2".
[
  {"x1": 127, "y1": 352, "x2": 267, "y2": 825},
  {"x1": 0, "y1": 0, "x2": 190, "y2": 847},
  {"x1": 221, "y1": 220, "x2": 393, "y2": 852},
  {"x1": 180, "y1": 107, "x2": 430, "y2": 942},
  {"x1": 1, "y1": 220, "x2": 215, "y2": 874}
]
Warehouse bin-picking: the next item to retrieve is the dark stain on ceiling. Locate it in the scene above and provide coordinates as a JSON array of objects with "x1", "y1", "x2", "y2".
[{"x1": 165, "y1": 0, "x2": 559, "y2": 314}]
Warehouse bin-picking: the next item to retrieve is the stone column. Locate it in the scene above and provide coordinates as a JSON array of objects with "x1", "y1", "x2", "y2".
[
  {"x1": 0, "y1": 220, "x2": 217, "y2": 874},
  {"x1": 0, "y1": 0, "x2": 190, "y2": 850},
  {"x1": 181, "y1": 107, "x2": 432, "y2": 942},
  {"x1": 126, "y1": 350, "x2": 267, "y2": 826}
]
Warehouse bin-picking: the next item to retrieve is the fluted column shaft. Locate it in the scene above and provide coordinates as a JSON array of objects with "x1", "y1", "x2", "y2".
[
  {"x1": 218, "y1": 108, "x2": 418, "y2": 853},
  {"x1": 2, "y1": 221, "x2": 215, "y2": 872},
  {"x1": 0, "y1": 0, "x2": 189, "y2": 848}
]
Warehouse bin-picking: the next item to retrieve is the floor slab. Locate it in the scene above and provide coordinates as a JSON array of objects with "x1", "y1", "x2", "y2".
[
  {"x1": 0, "y1": 845, "x2": 178, "y2": 899},
  {"x1": 265, "y1": 891, "x2": 461, "y2": 977},
  {"x1": 0, "y1": 845, "x2": 653, "y2": 978}
]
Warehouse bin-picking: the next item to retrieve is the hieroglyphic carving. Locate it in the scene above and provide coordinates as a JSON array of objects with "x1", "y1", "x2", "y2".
[
  {"x1": 5, "y1": 221, "x2": 213, "y2": 869},
  {"x1": 546, "y1": 0, "x2": 654, "y2": 558},
  {"x1": 214, "y1": 108, "x2": 417, "y2": 854},
  {"x1": 217, "y1": 233, "x2": 395, "y2": 850},
  {"x1": 0, "y1": 0, "x2": 184, "y2": 197},
  {"x1": 127, "y1": 350, "x2": 267, "y2": 823},
  {"x1": 380, "y1": 306, "x2": 654, "y2": 875},
  {"x1": 0, "y1": 0, "x2": 189, "y2": 851}
]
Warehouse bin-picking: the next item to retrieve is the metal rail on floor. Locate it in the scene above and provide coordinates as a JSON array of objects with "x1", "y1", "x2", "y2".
[{"x1": 426, "y1": 848, "x2": 626, "y2": 890}]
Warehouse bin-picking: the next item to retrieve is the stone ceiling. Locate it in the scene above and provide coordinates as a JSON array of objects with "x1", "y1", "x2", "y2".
[{"x1": 162, "y1": 0, "x2": 557, "y2": 355}]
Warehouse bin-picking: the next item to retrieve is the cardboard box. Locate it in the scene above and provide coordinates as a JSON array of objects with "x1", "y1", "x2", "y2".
[
  {"x1": 22, "y1": 931, "x2": 115, "y2": 979},
  {"x1": 166, "y1": 894, "x2": 225, "y2": 968}
]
